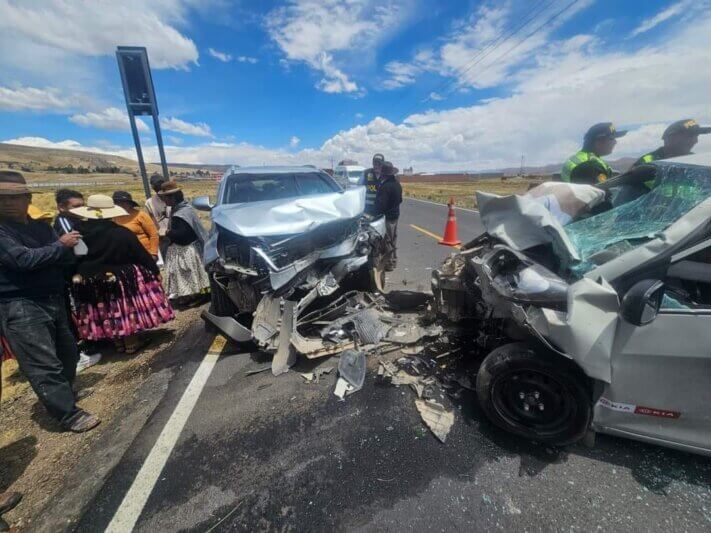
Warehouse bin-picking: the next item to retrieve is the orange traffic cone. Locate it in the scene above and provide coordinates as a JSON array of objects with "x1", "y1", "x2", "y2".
[{"x1": 439, "y1": 197, "x2": 461, "y2": 246}]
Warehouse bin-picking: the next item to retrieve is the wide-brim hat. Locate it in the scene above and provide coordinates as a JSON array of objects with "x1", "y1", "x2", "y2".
[
  {"x1": 0, "y1": 170, "x2": 31, "y2": 196},
  {"x1": 112, "y1": 190, "x2": 139, "y2": 207},
  {"x1": 28, "y1": 204, "x2": 53, "y2": 220},
  {"x1": 70, "y1": 194, "x2": 128, "y2": 219},
  {"x1": 158, "y1": 181, "x2": 182, "y2": 196}
]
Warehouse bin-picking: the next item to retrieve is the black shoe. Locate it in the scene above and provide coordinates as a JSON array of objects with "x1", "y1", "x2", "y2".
[
  {"x1": 74, "y1": 387, "x2": 95, "y2": 401},
  {"x1": 0, "y1": 492, "x2": 21, "y2": 514},
  {"x1": 62, "y1": 410, "x2": 101, "y2": 433}
]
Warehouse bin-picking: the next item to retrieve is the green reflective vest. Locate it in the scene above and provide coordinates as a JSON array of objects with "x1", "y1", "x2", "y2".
[
  {"x1": 561, "y1": 150, "x2": 613, "y2": 183},
  {"x1": 640, "y1": 154, "x2": 657, "y2": 189}
]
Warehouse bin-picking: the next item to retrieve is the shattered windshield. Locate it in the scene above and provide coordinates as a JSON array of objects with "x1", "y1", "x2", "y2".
[
  {"x1": 564, "y1": 163, "x2": 711, "y2": 275},
  {"x1": 223, "y1": 172, "x2": 340, "y2": 204}
]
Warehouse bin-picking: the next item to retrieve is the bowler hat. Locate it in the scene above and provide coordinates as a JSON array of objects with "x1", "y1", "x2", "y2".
[{"x1": 158, "y1": 181, "x2": 182, "y2": 196}]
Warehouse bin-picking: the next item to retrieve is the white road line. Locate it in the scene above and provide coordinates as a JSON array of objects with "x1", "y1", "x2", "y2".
[
  {"x1": 106, "y1": 336, "x2": 226, "y2": 532},
  {"x1": 404, "y1": 196, "x2": 480, "y2": 213}
]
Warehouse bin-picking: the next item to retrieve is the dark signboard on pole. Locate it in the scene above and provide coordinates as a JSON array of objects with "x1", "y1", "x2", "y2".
[{"x1": 116, "y1": 46, "x2": 170, "y2": 199}]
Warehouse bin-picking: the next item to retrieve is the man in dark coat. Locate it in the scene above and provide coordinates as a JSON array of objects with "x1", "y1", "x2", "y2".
[
  {"x1": 374, "y1": 161, "x2": 403, "y2": 271},
  {"x1": 0, "y1": 170, "x2": 100, "y2": 433}
]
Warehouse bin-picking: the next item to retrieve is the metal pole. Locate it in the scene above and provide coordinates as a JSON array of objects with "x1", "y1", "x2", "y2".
[
  {"x1": 152, "y1": 114, "x2": 170, "y2": 182},
  {"x1": 128, "y1": 111, "x2": 151, "y2": 199}
]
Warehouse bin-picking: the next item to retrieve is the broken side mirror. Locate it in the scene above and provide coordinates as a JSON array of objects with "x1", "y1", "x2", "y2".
[
  {"x1": 192, "y1": 195, "x2": 213, "y2": 211},
  {"x1": 621, "y1": 279, "x2": 665, "y2": 326}
]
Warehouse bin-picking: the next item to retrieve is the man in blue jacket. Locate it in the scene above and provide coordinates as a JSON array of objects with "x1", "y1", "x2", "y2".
[{"x1": 0, "y1": 171, "x2": 99, "y2": 432}]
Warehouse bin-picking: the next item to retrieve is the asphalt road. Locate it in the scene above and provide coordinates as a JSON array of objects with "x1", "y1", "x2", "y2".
[
  {"x1": 62, "y1": 198, "x2": 711, "y2": 532},
  {"x1": 384, "y1": 198, "x2": 483, "y2": 293}
]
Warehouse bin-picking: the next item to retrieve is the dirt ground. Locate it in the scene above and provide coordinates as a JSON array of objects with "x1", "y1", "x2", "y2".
[
  {"x1": 0, "y1": 306, "x2": 203, "y2": 530},
  {"x1": 402, "y1": 178, "x2": 541, "y2": 209}
]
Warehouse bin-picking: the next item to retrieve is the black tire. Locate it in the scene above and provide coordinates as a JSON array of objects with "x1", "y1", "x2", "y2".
[
  {"x1": 476, "y1": 342, "x2": 592, "y2": 446},
  {"x1": 208, "y1": 276, "x2": 237, "y2": 317},
  {"x1": 345, "y1": 262, "x2": 386, "y2": 293}
]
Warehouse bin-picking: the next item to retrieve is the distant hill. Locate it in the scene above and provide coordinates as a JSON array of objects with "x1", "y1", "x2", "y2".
[
  {"x1": 497, "y1": 156, "x2": 637, "y2": 176},
  {"x1": 0, "y1": 143, "x2": 220, "y2": 177},
  {"x1": 1, "y1": 141, "x2": 638, "y2": 180}
]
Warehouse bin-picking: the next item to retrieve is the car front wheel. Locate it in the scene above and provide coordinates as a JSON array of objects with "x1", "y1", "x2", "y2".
[
  {"x1": 476, "y1": 342, "x2": 592, "y2": 446},
  {"x1": 208, "y1": 275, "x2": 237, "y2": 317}
]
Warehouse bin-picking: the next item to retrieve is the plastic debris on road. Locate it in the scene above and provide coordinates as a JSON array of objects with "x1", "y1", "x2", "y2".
[
  {"x1": 300, "y1": 366, "x2": 333, "y2": 383},
  {"x1": 415, "y1": 399, "x2": 455, "y2": 443}
]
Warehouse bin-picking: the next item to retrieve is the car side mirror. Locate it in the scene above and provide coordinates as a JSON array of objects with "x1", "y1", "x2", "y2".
[
  {"x1": 621, "y1": 279, "x2": 665, "y2": 326},
  {"x1": 192, "y1": 195, "x2": 213, "y2": 211}
]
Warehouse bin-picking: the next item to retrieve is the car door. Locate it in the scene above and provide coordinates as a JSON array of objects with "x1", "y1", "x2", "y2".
[{"x1": 593, "y1": 242, "x2": 711, "y2": 454}]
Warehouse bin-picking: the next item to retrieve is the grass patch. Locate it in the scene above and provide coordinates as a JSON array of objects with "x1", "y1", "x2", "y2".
[{"x1": 402, "y1": 178, "x2": 540, "y2": 208}]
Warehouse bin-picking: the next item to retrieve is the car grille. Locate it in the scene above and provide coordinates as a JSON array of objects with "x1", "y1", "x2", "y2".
[{"x1": 219, "y1": 218, "x2": 360, "y2": 271}]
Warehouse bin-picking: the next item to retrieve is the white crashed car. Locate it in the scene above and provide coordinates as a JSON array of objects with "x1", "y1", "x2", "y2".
[
  {"x1": 193, "y1": 166, "x2": 387, "y2": 374},
  {"x1": 432, "y1": 153, "x2": 711, "y2": 456}
]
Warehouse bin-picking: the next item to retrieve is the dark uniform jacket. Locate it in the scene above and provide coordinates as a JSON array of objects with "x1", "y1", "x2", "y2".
[
  {"x1": 363, "y1": 168, "x2": 379, "y2": 215},
  {"x1": 0, "y1": 218, "x2": 74, "y2": 298},
  {"x1": 632, "y1": 147, "x2": 666, "y2": 168},
  {"x1": 375, "y1": 176, "x2": 403, "y2": 221}
]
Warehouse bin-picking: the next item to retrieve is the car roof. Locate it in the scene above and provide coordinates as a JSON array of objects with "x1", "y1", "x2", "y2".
[
  {"x1": 653, "y1": 151, "x2": 711, "y2": 167},
  {"x1": 224, "y1": 165, "x2": 324, "y2": 176}
]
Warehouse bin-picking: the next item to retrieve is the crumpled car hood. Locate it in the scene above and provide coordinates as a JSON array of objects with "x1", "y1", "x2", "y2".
[{"x1": 211, "y1": 187, "x2": 365, "y2": 237}]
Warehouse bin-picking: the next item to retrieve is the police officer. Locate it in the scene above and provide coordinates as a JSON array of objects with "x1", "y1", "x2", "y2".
[
  {"x1": 561, "y1": 123, "x2": 627, "y2": 185},
  {"x1": 363, "y1": 153, "x2": 384, "y2": 216},
  {"x1": 633, "y1": 119, "x2": 711, "y2": 168}
]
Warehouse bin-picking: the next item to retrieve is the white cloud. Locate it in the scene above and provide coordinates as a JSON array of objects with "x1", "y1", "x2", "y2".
[
  {"x1": 289, "y1": 136, "x2": 301, "y2": 147},
  {"x1": 69, "y1": 107, "x2": 212, "y2": 138},
  {"x1": 160, "y1": 117, "x2": 213, "y2": 137},
  {"x1": 69, "y1": 107, "x2": 149, "y2": 132},
  {"x1": 382, "y1": 61, "x2": 421, "y2": 90},
  {"x1": 382, "y1": 0, "x2": 594, "y2": 91},
  {"x1": 6, "y1": 7, "x2": 711, "y2": 172},
  {"x1": 428, "y1": 92, "x2": 443, "y2": 101},
  {"x1": 3, "y1": 137, "x2": 87, "y2": 150},
  {"x1": 266, "y1": 0, "x2": 413, "y2": 93},
  {"x1": 208, "y1": 48, "x2": 258, "y2": 64},
  {"x1": 0, "y1": 0, "x2": 199, "y2": 70},
  {"x1": 630, "y1": 1, "x2": 689, "y2": 37},
  {"x1": 0, "y1": 85, "x2": 80, "y2": 112},
  {"x1": 208, "y1": 47, "x2": 232, "y2": 62}
]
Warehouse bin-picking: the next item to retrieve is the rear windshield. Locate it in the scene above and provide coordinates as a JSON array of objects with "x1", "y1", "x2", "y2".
[{"x1": 222, "y1": 172, "x2": 340, "y2": 204}]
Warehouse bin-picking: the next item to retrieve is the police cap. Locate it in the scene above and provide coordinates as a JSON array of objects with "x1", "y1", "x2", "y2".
[
  {"x1": 662, "y1": 119, "x2": 711, "y2": 139},
  {"x1": 583, "y1": 122, "x2": 628, "y2": 144}
]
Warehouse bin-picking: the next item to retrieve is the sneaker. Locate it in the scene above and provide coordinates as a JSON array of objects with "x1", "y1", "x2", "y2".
[
  {"x1": 63, "y1": 410, "x2": 101, "y2": 433},
  {"x1": 76, "y1": 351, "x2": 102, "y2": 373}
]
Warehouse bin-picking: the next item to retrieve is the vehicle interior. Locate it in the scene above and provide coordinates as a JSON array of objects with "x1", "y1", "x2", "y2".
[{"x1": 223, "y1": 172, "x2": 340, "y2": 204}]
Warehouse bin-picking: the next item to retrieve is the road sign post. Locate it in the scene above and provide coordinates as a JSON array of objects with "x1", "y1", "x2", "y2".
[{"x1": 116, "y1": 46, "x2": 169, "y2": 199}]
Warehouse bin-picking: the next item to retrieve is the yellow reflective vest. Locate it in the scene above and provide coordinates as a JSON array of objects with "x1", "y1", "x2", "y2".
[{"x1": 561, "y1": 150, "x2": 612, "y2": 183}]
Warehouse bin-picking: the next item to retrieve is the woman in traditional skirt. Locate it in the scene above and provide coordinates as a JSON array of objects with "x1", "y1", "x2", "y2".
[
  {"x1": 69, "y1": 195, "x2": 174, "y2": 354},
  {"x1": 158, "y1": 181, "x2": 210, "y2": 304}
]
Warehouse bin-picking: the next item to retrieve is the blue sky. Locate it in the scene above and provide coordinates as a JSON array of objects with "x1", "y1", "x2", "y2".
[{"x1": 1, "y1": 0, "x2": 710, "y2": 171}]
